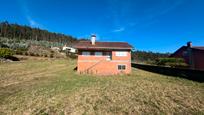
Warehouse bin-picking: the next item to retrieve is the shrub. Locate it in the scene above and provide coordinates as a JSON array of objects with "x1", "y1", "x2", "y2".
[
  {"x1": 15, "y1": 49, "x2": 26, "y2": 55},
  {"x1": 50, "y1": 53, "x2": 54, "y2": 58},
  {"x1": 44, "y1": 54, "x2": 48, "y2": 57},
  {"x1": 29, "y1": 52, "x2": 35, "y2": 56},
  {"x1": 50, "y1": 51, "x2": 54, "y2": 58},
  {"x1": 0, "y1": 48, "x2": 14, "y2": 58},
  {"x1": 69, "y1": 53, "x2": 77, "y2": 59},
  {"x1": 35, "y1": 53, "x2": 40, "y2": 57},
  {"x1": 25, "y1": 52, "x2": 28, "y2": 56},
  {"x1": 0, "y1": 42, "x2": 9, "y2": 48},
  {"x1": 155, "y1": 58, "x2": 188, "y2": 68}
]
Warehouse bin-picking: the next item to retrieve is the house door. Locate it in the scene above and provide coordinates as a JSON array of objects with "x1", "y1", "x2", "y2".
[{"x1": 106, "y1": 52, "x2": 112, "y2": 60}]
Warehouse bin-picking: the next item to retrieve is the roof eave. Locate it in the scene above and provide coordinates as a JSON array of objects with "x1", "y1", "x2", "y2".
[{"x1": 76, "y1": 47, "x2": 132, "y2": 50}]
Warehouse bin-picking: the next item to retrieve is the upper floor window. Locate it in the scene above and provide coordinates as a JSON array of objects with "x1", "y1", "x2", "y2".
[
  {"x1": 115, "y1": 51, "x2": 127, "y2": 56},
  {"x1": 95, "y1": 52, "x2": 102, "y2": 56},
  {"x1": 82, "y1": 51, "x2": 90, "y2": 56}
]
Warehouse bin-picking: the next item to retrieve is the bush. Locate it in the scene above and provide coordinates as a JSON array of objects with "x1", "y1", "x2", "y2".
[
  {"x1": 15, "y1": 50, "x2": 23, "y2": 55},
  {"x1": 0, "y1": 48, "x2": 14, "y2": 58},
  {"x1": 35, "y1": 53, "x2": 40, "y2": 57},
  {"x1": 49, "y1": 54, "x2": 54, "y2": 58},
  {"x1": 50, "y1": 51, "x2": 54, "y2": 58},
  {"x1": 69, "y1": 53, "x2": 77, "y2": 59},
  {"x1": 29, "y1": 52, "x2": 35, "y2": 56},
  {"x1": 0, "y1": 42, "x2": 9, "y2": 48},
  {"x1": 155, "y1": 58, "x2": 188, "y2": 68},
  {"x1": 44, "y1": 54, "x2": 48, "y2": 57},
  {"x1": 25, "y1": 52, "x2": 28, "y2": 56}
]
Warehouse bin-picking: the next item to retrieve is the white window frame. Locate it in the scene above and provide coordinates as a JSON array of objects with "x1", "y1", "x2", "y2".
[
  {"x1": 94, "y1": 52, "x2": 103, "y2": 56},
  {"x1": 115, "y1": 51, "x2": 127, "y2": 57},
  {"x1": 82, "y1": 51, "x2": 90, "y2": 56},
  {"x1": 117, "y1": 64, "x2": 126, "y2": 70}
]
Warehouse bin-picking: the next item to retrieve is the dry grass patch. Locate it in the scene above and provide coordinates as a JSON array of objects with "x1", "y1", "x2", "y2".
[
  {"x1": 0, "y1": 57, "x2": 203, "y2": 115},
  {"x1": 63, "y1": 73, "x2": 204, "y2": 115}
]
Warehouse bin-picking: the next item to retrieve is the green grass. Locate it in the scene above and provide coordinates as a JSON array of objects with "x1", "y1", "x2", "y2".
[{"x1": 0, "y1": 57, "x2": 203, "y2": 115}]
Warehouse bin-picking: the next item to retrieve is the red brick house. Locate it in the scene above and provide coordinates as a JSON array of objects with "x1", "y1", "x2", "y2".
[
  {"x1": 74, "y1": 35, "x2": 132, "y2": 75},
  {"x1": 170, "y1": 42, "x2": 204, "y2": 70}
]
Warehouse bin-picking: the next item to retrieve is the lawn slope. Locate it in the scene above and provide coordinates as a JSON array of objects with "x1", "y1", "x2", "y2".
[{"x1": 0, "y1": 58, "x2": 203, "y2": 114}]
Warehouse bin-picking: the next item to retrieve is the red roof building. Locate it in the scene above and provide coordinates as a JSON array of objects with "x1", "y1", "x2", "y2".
[
  {"x1": 74, "y1": 35, "x2": 132, "y2": 75},
  {"x1": 170, "y1": 42, "x2": 204, "y2": 70}
]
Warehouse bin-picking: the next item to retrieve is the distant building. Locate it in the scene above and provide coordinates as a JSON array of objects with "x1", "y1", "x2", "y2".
[
  {"x1": 62, "y1": 45, "x2": 76, "y2": 53},
  {"x1": 74, "y1": 35, "x2": 132, "y2": 75},
  {"x1": 170, "y1": 42, "x2": 204, "y2": 70}
]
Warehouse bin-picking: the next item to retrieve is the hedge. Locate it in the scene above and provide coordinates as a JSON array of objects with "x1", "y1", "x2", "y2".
[{"x1": 0, "y1": 48, "x2": 14, "y2": 58}]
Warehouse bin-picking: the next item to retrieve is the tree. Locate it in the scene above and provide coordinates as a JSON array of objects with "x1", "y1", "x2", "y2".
[
  {"x1": 155, "y1": 58, "x2": 188, "y2": 68},
  {"x1": 0, "y1": 21, "x2": 77, "y2": 44}
]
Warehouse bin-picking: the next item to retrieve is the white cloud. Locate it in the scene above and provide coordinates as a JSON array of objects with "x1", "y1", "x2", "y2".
[
  {"x1": 18, "y1": 0, "x2": 44, "y2": 28},
  {"x1": 113, "y1": 27, "x2": 125, "y2": 32},
  {"x1": 28, "y1": 18, "x2": 38, "y2": 27},
  {"x1": 107, "y1": 0, "x2": 184, "y2": 32},
  {"x1": 26, "y1": 16, "x2": 44, "y2": 28}
]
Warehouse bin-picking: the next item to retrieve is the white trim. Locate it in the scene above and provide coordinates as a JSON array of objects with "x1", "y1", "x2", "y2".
[
  {"x1": 115, "y1": 51, "x2": 127, "y2": 57},
  {"x1": 78, "y1": 47, "x2": 131, "y2": 50},
  {"x1": 117, "y1": 64, "x2": 127, "y2": 70},
  {"x1": 78, "y1": 60, "x2": 99, "y2": 62}
]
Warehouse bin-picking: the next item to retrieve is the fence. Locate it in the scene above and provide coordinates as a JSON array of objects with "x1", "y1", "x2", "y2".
[{"x1": 131, "y1": 63, "x2": 204, "y2": 82}]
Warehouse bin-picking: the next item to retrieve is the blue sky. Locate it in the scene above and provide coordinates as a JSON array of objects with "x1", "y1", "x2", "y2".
[{"x1": 0, "y1": 0, "x2": 204, "y2": 53}]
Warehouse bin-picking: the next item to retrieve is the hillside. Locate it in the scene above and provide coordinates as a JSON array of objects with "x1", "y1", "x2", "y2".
[
  {"x1": 0, "y1": 57, "x2": 203, "y2": 114},
  {"x1": 0, "y1": 21, "x2": 79, "y2": 58},
  {"x1": 0, "y1": 21, "x2": 77, "y2": 44}
]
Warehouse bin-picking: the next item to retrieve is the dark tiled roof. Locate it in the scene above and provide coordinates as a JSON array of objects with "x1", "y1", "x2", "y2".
[
  {"x1": 170, "y1": 46, "x2": 187, "y2": 57},
  {"x1": 170, "y1": 46, "x2": 204, "y2": 57},
  {"x1": 74, "y1": 41, "x2": 132, "y2": 50},
  {"x1": 192, "y1": 47, "x2": 204, "y2": 51}
]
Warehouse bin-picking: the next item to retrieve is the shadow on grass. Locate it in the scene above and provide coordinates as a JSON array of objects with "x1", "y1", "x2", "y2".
[{"x1": 132, "y1": 63, "x2": 204, "y2": 82}]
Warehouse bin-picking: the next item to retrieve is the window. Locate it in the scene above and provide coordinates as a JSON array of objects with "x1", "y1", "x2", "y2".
[
  {"x1": 82, "y1": 51, "x2": 90, "y2": 56},
  {"x1": 95, "y1": 52, "x2": 102, "y2": 56},
  {"x1": 115, "y1": 51, "x2": 127, "y2": 56},
  {"x1": 118, "y1": 65, "x2": 126, "y2": 70}
]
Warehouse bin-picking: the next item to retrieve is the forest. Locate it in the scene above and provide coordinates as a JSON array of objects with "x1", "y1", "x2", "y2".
[{"x1": 0, "y1": 21, "x2": 77, "y2": 44}]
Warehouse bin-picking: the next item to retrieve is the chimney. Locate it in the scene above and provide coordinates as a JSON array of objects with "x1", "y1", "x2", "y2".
[
  {"x1": 187, "y1": 41, "x2": 192, "y2": 48},
  {"x1": 91, "y1": 34, "x2": 96, "y2": 45}
]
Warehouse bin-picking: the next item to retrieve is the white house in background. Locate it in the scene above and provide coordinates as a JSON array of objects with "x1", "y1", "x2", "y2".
[{"x1": 62, "y1": 45, "x2": 76, "y2": 53}]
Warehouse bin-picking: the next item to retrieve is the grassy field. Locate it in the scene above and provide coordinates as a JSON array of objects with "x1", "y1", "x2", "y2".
[{"x1": 0, "y1": 57, "x2": 203, "y2": 115}]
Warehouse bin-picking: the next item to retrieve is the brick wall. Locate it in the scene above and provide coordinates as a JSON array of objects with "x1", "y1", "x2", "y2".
[
  {"x1": 77, "y1": 50, "x2": 131, "y2": 75},
  {"x1": 192, "y1": 50, "x2": 204, "y2": 70}
]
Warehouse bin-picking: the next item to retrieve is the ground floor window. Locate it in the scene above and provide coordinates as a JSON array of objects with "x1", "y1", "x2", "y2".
[
  {"x1": 95, "y1": 52, "x2": 103, "y2": 56},
  {"x1": 118, "y1": 65, "x2": 126, "y2": 70},
  {"x1": 82, "y1": 51, "x2": 90, "y2": 56}
]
